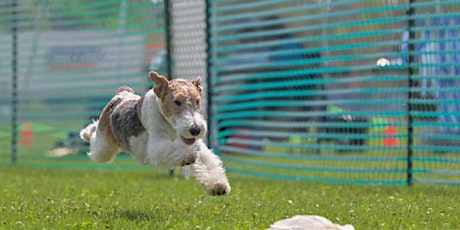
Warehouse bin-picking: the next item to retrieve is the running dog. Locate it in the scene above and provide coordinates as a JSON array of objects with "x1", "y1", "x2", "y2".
[{"x1": 80, "y1": 71, "x2": 230, "y2": 196}]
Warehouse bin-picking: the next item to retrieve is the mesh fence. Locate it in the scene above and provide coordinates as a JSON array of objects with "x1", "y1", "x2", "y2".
[
  {"x1": 0, "y1": 0, "x2": 166, "y2": 169},
  {"x1": 408, "y1": 0, "x2": 460, "y2": 184},
  {"x1": 208, "y1": 0, "x2": 460, "y2": 185},
  {"x1": 1, "y1": 0, "x2": 459, "y2": 185},
  {"x1": 168, "y1": 0, "x2": 208, "y2": 115}
]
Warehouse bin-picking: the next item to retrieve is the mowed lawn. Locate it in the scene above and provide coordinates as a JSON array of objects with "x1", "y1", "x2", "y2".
[{"x1": 1, "y1": 165, "x2": 459, "y2": 229}]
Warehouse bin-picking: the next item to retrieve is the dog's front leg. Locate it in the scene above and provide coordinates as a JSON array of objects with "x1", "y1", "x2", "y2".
[
  {"x1": 141, "y1": 136, "x2": 197, "y2": 169},
  {"x1": 191, "y1": 140, "x2": 231, "y2": 196}
]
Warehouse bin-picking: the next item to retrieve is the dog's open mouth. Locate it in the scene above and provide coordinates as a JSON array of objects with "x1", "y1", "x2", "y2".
[{"x1": 181, "y1": 136, "x2": 196, "y2": 145}]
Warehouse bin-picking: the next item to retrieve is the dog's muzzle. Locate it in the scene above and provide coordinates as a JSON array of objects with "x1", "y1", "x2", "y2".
[{"x1": 180, "y1": 125, "x2": 202, "y2": 145}]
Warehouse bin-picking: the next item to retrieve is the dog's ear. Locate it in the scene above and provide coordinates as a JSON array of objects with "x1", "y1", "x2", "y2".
[
  {"x1": 149, "y1": 71, "x2": 169, "y2": 99},
  {"x1": 191, "y1": 76, "x2": 202, "y2": 95}
]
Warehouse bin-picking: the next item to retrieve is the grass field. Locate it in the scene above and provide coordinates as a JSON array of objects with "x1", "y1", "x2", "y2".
[{"x1": 1, "y1": 164, "x2": 459, "y2": 229}]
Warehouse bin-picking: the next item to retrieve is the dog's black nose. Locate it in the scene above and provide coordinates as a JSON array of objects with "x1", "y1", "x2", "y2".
[{"x1": 189, "y1": 125, "x2": 201, "y2": 136}]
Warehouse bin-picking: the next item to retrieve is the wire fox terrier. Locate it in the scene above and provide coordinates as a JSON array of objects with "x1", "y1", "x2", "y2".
[{"x1": 80, "y1": 71, "x2": 230, "y2": 196}]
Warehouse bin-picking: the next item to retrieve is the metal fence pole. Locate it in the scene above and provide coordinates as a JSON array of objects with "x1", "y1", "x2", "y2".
[
  {"x1": 11, "y1": 0, "x2": 18, "y2": 164},
  {"x1": 164, "y1": 0, "x2": 172, "y2": 80},
  {"x1": 164, "y1": 0, "x2": 174, "y2": 176},
  {"x1": 406, "y1": 0, "x2": 416, "y2": 186},
  {"x1": 205, "y1": 0, "x2": 213, "y2": 148}
]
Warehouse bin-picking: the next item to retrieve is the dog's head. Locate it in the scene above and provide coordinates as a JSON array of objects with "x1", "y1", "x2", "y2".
[{"x1": 149, "y1": 71, "x2": 206, "y2": 145}]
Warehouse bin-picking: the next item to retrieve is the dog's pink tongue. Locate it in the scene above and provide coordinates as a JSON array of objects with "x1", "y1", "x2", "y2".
[{"x1": 181, "y1": 136, "x2": 196, "y2": 145}]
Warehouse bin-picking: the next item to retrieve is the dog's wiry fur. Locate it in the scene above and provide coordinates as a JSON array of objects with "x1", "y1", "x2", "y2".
[{"x1": 80, "y1": 72, "x2": 230, "y2": 196}]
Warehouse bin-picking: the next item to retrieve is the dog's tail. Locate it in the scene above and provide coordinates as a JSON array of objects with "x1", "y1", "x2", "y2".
[{"x1": 80, "y1": 120, "x2": 98, "y2": 142}]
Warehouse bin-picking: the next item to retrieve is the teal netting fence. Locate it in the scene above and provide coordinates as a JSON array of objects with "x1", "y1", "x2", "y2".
[
  {"x1": 0, "y1": 0, "x2": 167, "y2": 169},
  {"x1": 1, "y1": 0, "x2": 460, "y2": 185},
  {"x1": 207, "y1": 0, "x2": 460, "y2": 185}
]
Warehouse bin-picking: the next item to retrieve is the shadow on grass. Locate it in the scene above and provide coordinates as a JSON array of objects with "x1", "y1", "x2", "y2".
[{"x1": 116, "y1": 209, "x2": 156, "y2": 222}]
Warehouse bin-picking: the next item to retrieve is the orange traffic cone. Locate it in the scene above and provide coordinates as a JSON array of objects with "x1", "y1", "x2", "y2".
[
  {"x1": 21, "y1": 123, "x2": 33, "y2": 146},
  {"x1": 384, "y1": 119, "x2": 399, "y2": 147}
]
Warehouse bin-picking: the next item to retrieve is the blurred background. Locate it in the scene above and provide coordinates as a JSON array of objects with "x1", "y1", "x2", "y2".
[{"x1": 1, "y1": 0, "x2": 459, "y2": 185}]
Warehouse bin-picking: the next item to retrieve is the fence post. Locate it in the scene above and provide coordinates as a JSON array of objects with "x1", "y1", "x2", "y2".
[
  {"x1": 406, "y1": 0, "x2": 416, "y2": 186},
  {"x1": 205, "y1": 0, "x2": 213, "y2": 148},
  {"x1": 11, "y1": 0, "x2": 18, "y2": 164},
  {"x1": 164, "y1": 0, "x2": 172, "y2": 80},
  {"x1": 163, "y1": 0, "x2": 174, "y2": 176}
]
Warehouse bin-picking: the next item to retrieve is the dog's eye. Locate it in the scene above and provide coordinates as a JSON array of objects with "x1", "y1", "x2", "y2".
[
  {"x1": 196, "y1": 100, "x2": 200, "y2": 105},
  {"x1": 174, "y1": 100, "x2": 181, "y2": 106}
]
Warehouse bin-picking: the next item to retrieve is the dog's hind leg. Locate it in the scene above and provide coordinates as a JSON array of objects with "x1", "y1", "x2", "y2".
[
  {"x1": 80, "y1": 120, "x2": 120, "y2": 164},
  {"x1": 87, "y1": 133, "x2": 120, "y2": 164},
  {"x1": 191, "y1": 141, "x2": 231, "y2": 196}
]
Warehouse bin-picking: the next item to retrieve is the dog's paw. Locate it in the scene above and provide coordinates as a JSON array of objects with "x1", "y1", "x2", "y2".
[
  {"x1": 207, "y1": 183, "x2": 231, "y2": 196},
  {"x1": 180, "y1": 154, "x2": 197, "y2": 166}
]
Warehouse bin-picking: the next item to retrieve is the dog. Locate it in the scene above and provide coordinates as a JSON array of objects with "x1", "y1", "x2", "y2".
[{"x1": 80, "y1": 71, "x2": 230, "y2": 196}]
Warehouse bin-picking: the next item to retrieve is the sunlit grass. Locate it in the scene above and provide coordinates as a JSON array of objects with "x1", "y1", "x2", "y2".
[{"x1": 1, "y1": 165, "x2": 459, "y2": 229}]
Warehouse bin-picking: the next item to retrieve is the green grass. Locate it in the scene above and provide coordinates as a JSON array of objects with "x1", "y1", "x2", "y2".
[{"x1": 1, "y1": 165, "x2": 459, "y2": 229}]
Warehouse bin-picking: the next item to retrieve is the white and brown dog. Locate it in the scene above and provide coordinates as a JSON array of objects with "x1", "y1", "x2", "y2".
[{"x1": 80, "y1": 71, "x2": 230, "y2": 196}]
